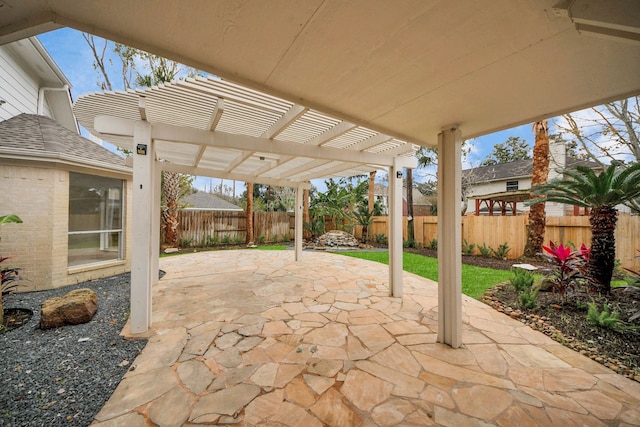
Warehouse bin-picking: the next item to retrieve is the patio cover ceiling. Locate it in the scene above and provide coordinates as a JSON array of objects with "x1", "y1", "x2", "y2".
[
  {"x1": 1, "y1": 1, "x2": 639, "y2": 148},
  {"x1": 73, "y1": 77, "x2": 418, "y2": 188}
]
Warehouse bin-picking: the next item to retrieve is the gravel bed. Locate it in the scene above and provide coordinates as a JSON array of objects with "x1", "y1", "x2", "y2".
[{"x1": 0, "y1": 273, "x2": 147, "y2": 427}]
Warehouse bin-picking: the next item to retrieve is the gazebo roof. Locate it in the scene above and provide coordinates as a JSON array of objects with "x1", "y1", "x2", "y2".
[{"x1": 74, "y1": 77, "x2": 418, "y2": 188}]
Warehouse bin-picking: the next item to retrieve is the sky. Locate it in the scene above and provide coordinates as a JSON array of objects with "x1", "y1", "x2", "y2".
[{"x1": 37, "y1": 27, "x2": 545, "y2": 194}]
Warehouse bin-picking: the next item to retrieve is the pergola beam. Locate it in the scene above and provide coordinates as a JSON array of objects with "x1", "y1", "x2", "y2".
[
  {"x1": 224, "y1": 150, "x2": 254, "y2": 172},
  {"x1": 276, "y1": 159, "x2": 329, "y2": 179},
  {"x1": 94, "y1": 115, "x2": 417, "y2": 169},
  {"x1": 161, "y1": 161, "x2": 311, "y2": 189},
  {"x1": 306, "y1": 121, "x2": 356, "y2": 146},
  {"x1": 349, "y1": 133, "x2": 394, "y2": 152},
  {"x1": 207, "y1": 98, "x2": 225, "y2": 131},
  {"x1": 262, "y1": 104, "x2": 307, "y2": 139},
  {"x1": 255, "y1": 155, "x2": 294, "y2": 175},
  {"x1": 294, "y1": 161, "x2": 363, "y2": 182}
]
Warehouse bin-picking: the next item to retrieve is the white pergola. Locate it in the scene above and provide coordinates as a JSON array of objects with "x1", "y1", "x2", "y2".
[
  {"x1": 73, "y1": 77, "x2": 418, "y2": 336},
  {"x1": 2, "y1": 0, "x2": 639, "y2": 348}
]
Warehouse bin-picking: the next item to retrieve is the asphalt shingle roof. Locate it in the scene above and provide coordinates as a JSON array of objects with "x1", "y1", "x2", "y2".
[
  {"x1": 182, "y1": 191, "x2": 243, "y2": 211},
  {"x1": 463, "y1": 157, "x2": 601, "y2": 183},
  {"x1": 0, "y1": 113, "x2": 126, "y2": 167}
]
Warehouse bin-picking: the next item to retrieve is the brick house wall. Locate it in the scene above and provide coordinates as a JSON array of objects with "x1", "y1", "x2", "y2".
[{"x1": 0, "y1": 161, "x2": 131, "y2": 291}]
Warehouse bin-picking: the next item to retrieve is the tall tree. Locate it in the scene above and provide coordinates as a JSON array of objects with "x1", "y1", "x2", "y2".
[
  {"x1": 82, "y1": 34, "x2": 199, "y2": 247},
  {"x1": 303, "y1": 188, "x2": 310, "y2": 240},
  {"x1": 559, "y1": 96, "x2": 640, "y2": 167},
  {"x1": 529, "y1": 163, "x2": 640, "y2": 293},
  {"x1": 480, "y1": 136, "x2": 531, "y2": 166},
  {"x1": 246, "y1": 183, "x2": 254, "y2": 245},
  {"x1": 406, "y1": 168, "x2": 415, "y2": 244},
  {"x1": 524, "y1": 120, "x2": 550, "y2": 257},
  {"x1": 415, "y1": 144, "x2": 472, "y2": 214},
  {"x1": 82, "y1": 33, "x2": 113, "y2": 91},
  {"x1": 559, "y1": 96, "x2": 640, "y2": 213}
]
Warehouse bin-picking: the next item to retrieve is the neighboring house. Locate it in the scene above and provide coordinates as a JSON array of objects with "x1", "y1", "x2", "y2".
[
  {"x1": 0, "y1": 38, "x2": 132, "y2": 292},
  {"x1": 0, "y1": 37, "x2": 77, "y2": 132},
  {"x1": 182, "y1": 191, "x2": 243, "y2": 212},
  {"x1": 402, "y1": 189, "x2": 433, "y2": 217},
  {"x1": 373, "y1": 183, "x2": 389, "y2": 215},
  {"x1": 373, "y1": 183, "x2": 433, "y2": 216},
  {"x1": 465, "y1": 140, "x2": 601, "y2": 216}
]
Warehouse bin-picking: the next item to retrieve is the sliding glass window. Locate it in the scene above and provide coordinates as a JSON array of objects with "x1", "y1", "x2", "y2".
[{"x1": 68, "y1": 172, "x2": 124, "y2": 267}]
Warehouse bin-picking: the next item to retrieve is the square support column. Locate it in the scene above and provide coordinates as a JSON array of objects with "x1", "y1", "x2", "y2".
[
  {"x1": 437, "y1": 127, "x2": 462, "y2": 348},
  {"x1": 388, "y1": 160, "x2": 403, "y2": 297},
  {"x1": 294, "y1": 184, "x2": 304, "y2": 261},
  {"x1": 130, "y1": 121, "x2": 154, "y2": 334},
  {"x1": 149, "y1": 159, "x2": 161, "y2": 325}
]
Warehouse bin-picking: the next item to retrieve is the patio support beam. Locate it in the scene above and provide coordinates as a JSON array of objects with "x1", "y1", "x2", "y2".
[
  {"x1": 160, "y1": 161, "x2": 311, "y2": 190},
  {"x1": 150, "y1": 155, "x2": 161, "y2": 325},
  {"x1": 94, "y1": 116, "x2": 417, "y2": 169},
  {"x1": 130, "y1": 120, "x2": 154, "y2": 334},
  {"x1": 388, "y1": 157, "x2": 403, "y2": 297},
  {"x1": 437, "y1": 127, "x2": 462, "y2": 348},
  {"x1": 295, "y1": 184, "x2": 304, "y2": 261}
]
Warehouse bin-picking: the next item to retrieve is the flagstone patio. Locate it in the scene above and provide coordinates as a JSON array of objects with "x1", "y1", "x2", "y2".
[{"x1": 91, "y1": 250, "x2": 640, "y2": 426}]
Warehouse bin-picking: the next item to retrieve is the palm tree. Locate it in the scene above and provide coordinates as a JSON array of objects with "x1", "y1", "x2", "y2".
[
  {"x1": 529, "y1": 163, "x2": 640, "y2": 293},
  {"x1": 524, "y1": 120, "x2": 550, "y2": 257},
  {"x1": 162, "y1": 171, "x2": 180, "y2": 247}
]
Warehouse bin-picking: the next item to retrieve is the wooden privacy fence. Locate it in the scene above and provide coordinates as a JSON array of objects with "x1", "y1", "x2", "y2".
[
  {"x1": 357, "y1": 215, "x2": 640, "y2": 270},
  {"x1": 174, "y1": 211, "x2": 247, "y2": 245},
  {"x1": 172, "y1": 210, "x2": 640, "y2": 270},
  {"x1": 253, "y1": 211, "x2": 295, "y2": 243},
  {"x1": 173, "y1": 210, "x2": 295, "y2": 246}
]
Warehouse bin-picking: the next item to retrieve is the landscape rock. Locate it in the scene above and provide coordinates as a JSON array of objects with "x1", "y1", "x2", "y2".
[
  {"x1": 309, "y1": 230, "x2": 360, "y2": 249},
  {"x1": 532, "y1": 276, "x2": 554, "y2": 292},
  {"x1": 40, "y1": 288, "x2": 97, "y2": 329}
]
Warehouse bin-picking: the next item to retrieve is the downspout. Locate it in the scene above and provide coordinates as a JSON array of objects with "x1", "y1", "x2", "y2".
[{"x1": 37, "y1": 85, "x2": 69, "y2": 115}]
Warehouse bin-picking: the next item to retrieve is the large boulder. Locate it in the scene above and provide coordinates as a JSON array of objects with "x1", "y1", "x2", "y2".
[{"x1": 40, "y1": 288, "x2": 97, "y2": 329}]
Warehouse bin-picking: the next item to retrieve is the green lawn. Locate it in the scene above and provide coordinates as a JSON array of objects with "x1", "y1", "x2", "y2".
[
  {"x1": 337, "y1": 251, "x2": 513, "y2": 299},
  {"x1": 252, "y1": 245, "x2": 288, "y2": 250}
]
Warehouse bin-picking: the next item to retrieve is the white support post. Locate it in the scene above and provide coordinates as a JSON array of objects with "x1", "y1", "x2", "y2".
[
  {"x1": 130, "y1": 121, "x2": 153, "y2": 334},
  {"x1": 388, "y1": 160, "x2": 403, "y2": 297},
  {"x1": 437, "y1": 127, "x2": 463, "y2": 348},
  {"x1": 149, "y1": 157, "x2": 161, "y2": 325},
  {"x1": 294, "y1": 185, "x2": 304, "y2": 261}
]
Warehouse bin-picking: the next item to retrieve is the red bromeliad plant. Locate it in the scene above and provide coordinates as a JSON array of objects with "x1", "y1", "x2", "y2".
[{"x1": 540, "y1": 241, "x2": 591, "y2": 300}]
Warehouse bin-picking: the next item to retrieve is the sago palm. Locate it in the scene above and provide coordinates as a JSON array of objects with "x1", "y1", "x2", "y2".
[{"x1": 529, "y1": 163, "x2": 640, "y2": 293}]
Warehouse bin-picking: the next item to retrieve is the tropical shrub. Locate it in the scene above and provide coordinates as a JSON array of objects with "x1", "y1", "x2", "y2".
[
  {"x1": 477, "y1": 243, "x2": 492, "y2": 257},
  {"x1": 403, "y1": 238, "x2": 416, "y2": 248},
  {"x1": 519, "y1": 287, "x2": 539, "y2": 309},
  {"x1": 462, "y1": 239, "x2": 476, "y2": 255},
  {"x1": 530, "y1": 163, "x2": 640, "y2": 293},
  {"x1": 1, "y1": 256, "x2": 20, "y2": 297},
  {"x1": 510, "y1": 268, "x2": 535, "y2": 292},
  {"x1": 586, "y1": 302, "x2": 636, "y2": 331},
  {"x1": 491, "y1": 242, "x2": 511, "y2": 259},
  {"x1": 374, "y1": 234, "x2": 388, "y2": 245},
  {"x1": 539, "y1": 241, "x2": 590, "y2": 300}
]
